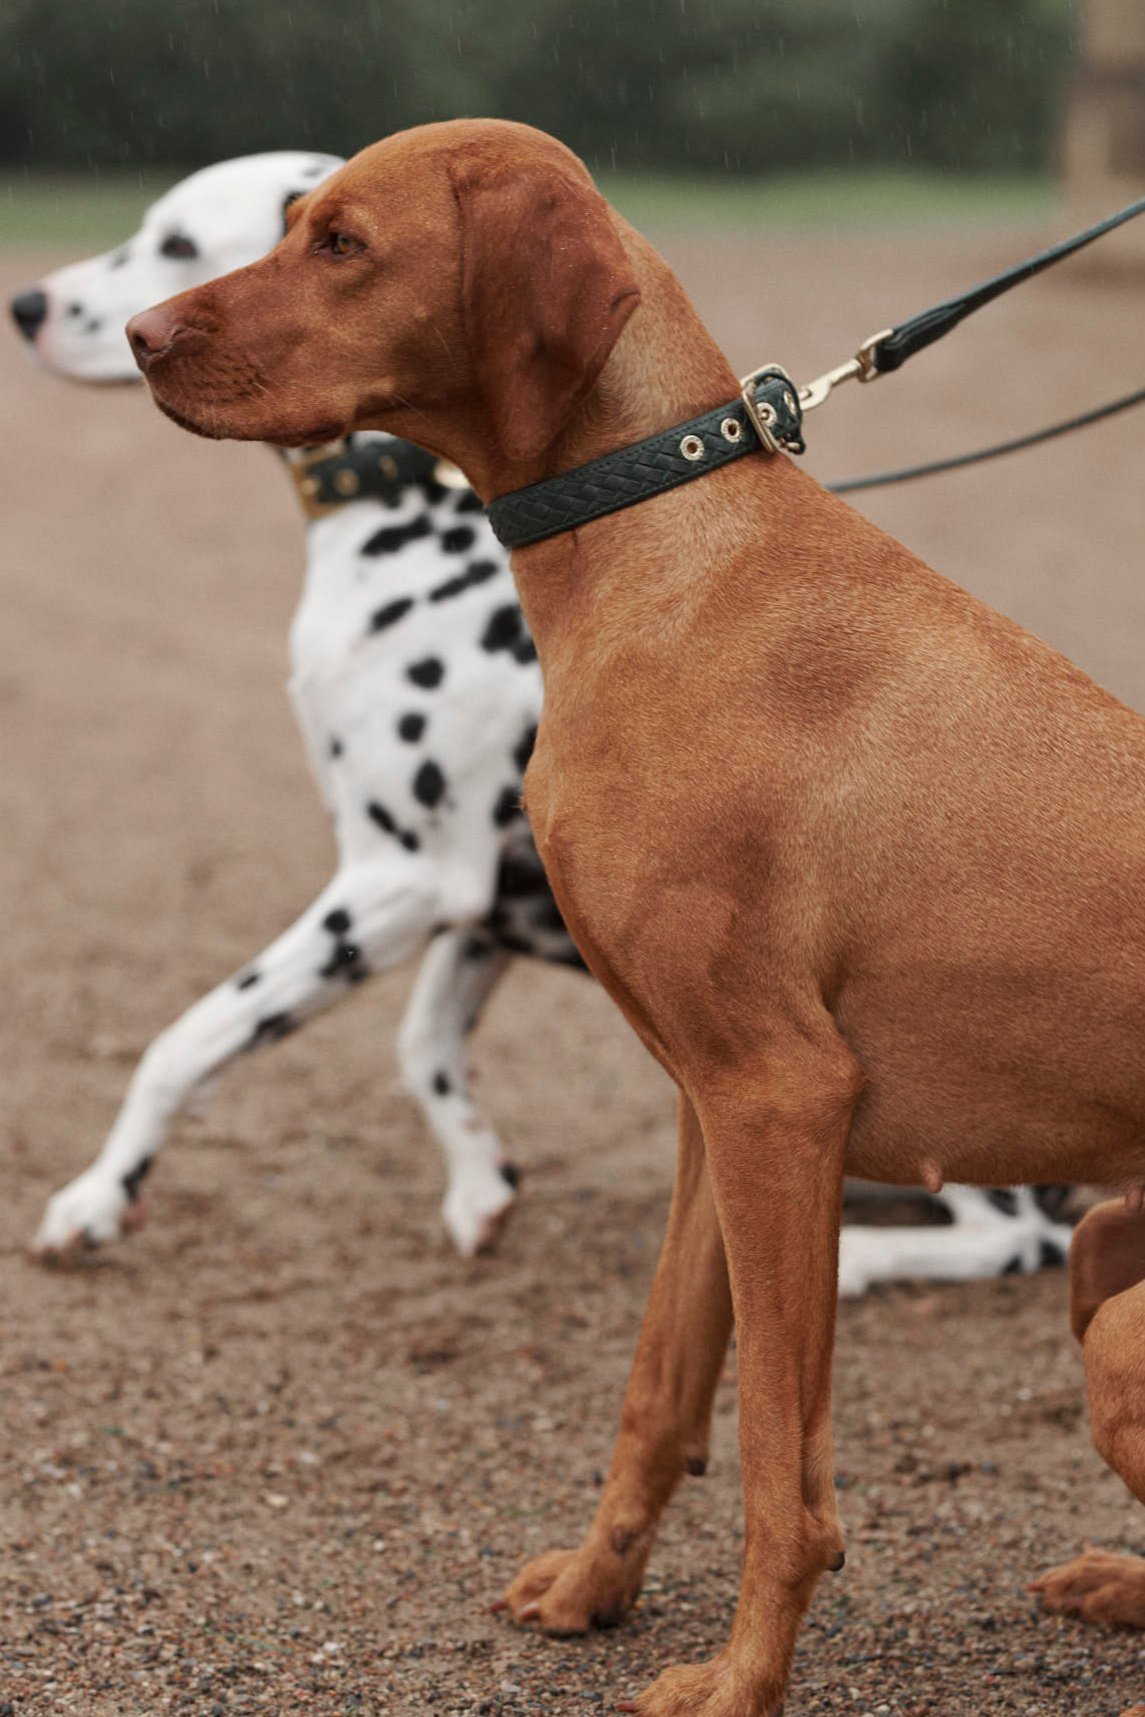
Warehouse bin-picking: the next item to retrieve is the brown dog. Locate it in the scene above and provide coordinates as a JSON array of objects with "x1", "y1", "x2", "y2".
[{"x1": 126, "y1": 119, "x2": 1145, "y2": 1715}]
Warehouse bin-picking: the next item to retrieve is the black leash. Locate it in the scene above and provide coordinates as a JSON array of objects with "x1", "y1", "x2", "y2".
[
  {"x1": 864, "y1": 192, "x2": 1145, "y2": 376},
  {"x1": 828, "y1": 384, "x2": 1145, "y2": 496},
  {"x1": 487, "y1": 193, "x2": 1145, "y2": 549}
]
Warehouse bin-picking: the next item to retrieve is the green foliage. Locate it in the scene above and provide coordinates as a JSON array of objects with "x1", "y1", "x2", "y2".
[{"x1": 0, "y1": 0, "x2": 1076, "y2": 174}]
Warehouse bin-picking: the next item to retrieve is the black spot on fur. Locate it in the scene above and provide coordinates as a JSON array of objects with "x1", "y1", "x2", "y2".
[
  {"x1": 455, "y1": 490, "x2": 483, "y2": 514},
  {"x1": 84, "y1": 317, "x2": 103, "y2": 334},
  {"x1": 513, "y1": 635, "x2": 538, "y2": 665},
  {"x1": 493, "y1": 785, "x2": 523, "y2": 827},
  {"x1": 501, "y1": 1161, "x2": 521, "y2": 1190},
  {"x1": 413, "y1": 760, "x2": 447, "y2": 809},
  {"x1": 122, "y1": 1157, "x2": 153, "y2": 1203},
  {"x1": 407, "y1": 657, "x2": 445, "y2": 689},
  {"x1": 108, "y1": 249, "x2": 129, "y2": 269},
  {"x1": 329, "y1": 735, "x2": 344, "y2": 758},
  {"x1": 367, "y1": 801, "x2": 419, "y2": 852},
  {"x1": 66, "y1": 302, "x2": 83, "y2": 319},
  {"x1": 986, "y1": 1189, "x2": 1019, "y2": 1218},
  {"x1": 236, "y1": 970, "x2": 261, "y2": 991},
  {"x1": 481, "y1": 605, "x2": 524, "y2": 654},
  {"x1": 1034, "y1": 1184, "x2": 1073, "y2": 1221},
  {"x1": 361, "y1": 513, "x2": 432, "y2": 556},
  {"x1": 323, "y1": 908, "x2": 352, "y2": 935},
  {"x1": 440, "y1": 525, "x2": 477, "y2": 554},
  {"x1": 1039, "y1": 1239, "x2": 1067, "y2": 1269},
  {"x1": 532, "y1": 896, "x2": 567, "y2": 932},
  {"x1": 428, "y1": 559, "x2": 500, "y2": 603},
  {"x1": 496, "y1": 846, "x2": 548, "y2": 897},
  {"x1": 462, "y1": 934, "x2": 493, "y2": 961},
  {"x1": 319, "y1": 940, "x2": 367, "y2": 982},
  {"x1": 685, "y1": 1456, "x2": 707, "y2": 1477},
  {"x1": 397, "y1": 712, "x2": 426, "y2": 743},
  {"x1": 248, "y1": 1013, "x2": 298, "y2": 1049},
  {"x1": 160, "y1": 233, "x2": 199, "y2": 260},
  {"x1": 513, "y1": 725, "x2": 537, "y2": 773},
  {"x1": 369, "y1": 596, "x2": 415, "y2": 633},
  {"x1": 1002, "y1": 1253, "x2": 1023, "y2": 1276},
  {"x1": 432, "y1": 1070, "x2": 451, "y2": 1096}
]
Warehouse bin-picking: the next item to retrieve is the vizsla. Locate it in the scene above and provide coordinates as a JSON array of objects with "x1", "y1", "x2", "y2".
[{"x1": 125, "y1": 119, "x2": 1145, "y2": 1716}]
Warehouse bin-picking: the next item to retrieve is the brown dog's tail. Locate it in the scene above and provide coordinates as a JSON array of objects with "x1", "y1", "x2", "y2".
[{"x1": 1069, "y1": 1199, "x2": 1145, "y2": 1342}]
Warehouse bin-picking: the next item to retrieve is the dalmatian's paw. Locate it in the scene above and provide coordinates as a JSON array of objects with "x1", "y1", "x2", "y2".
[
  {"x1": 442, "y1": 1163, "x2": 519, "y2": 1257},
  {"x1": 32, "y1": 1169, "x2": 139, "y2": 1259}
]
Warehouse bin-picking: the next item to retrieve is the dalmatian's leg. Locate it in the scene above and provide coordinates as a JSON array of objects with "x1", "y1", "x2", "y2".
[
  {"x1": 837, "y1": 1184, "x2": 1073, "y2": 1297},
  {"x1": 397, "y1": 928, "x2": 517, "y2": 1256},
  {"x1": 33, "y1": 863, "x2": 438, "y2": 1256}
]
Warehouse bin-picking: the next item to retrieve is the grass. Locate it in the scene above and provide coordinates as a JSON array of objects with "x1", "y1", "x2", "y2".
[
  {"x1": 0, "y1": 170, "x2": 173, "y2": 247},
  {"x1": 0, "y1": 164, "x2": 1057, "y2": 250},
  {"x1": 599, "y1": 167, "x2": 1057, "y2": 230}
]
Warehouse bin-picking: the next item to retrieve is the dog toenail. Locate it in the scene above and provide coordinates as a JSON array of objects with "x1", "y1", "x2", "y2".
[
  {"x1": 828, "y1": 1549, "x2": 846, "y2": 1572},
  {"x1": 519, "y1": 1601, "x2": 541, "y2": 1621},
  {"x1": 490, "y1": 1598, "x2": 508, "y2": 1613}
]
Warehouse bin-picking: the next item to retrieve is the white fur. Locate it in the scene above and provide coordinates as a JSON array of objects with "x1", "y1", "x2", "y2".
[{"x1": 19, "y1": 154, "x2": 1074, "y2": 1285}]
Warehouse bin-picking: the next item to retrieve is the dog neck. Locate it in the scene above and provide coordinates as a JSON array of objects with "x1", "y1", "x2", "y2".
[{"x1": 497, "y1": 229, "x2": 809, "y2": 672}]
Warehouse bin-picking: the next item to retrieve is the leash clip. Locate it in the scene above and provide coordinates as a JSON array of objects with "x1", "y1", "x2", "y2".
[{"x1": 799, "y1": 327, "x2": 892, "y2": 412}]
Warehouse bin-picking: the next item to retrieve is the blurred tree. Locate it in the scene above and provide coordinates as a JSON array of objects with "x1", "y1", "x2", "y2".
[{"x1": 0, "y1": 0, "x2": 1076, "y2": 173}]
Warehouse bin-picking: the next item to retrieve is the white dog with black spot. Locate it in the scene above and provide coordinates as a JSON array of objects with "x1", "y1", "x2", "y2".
[{"x1": 11, "y1": 152, "x2": 1075, "y2": 1287}]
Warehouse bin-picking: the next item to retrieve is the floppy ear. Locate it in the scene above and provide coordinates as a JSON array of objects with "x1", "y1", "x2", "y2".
[{"x1": 453, "y1": 162, "x2": 641, "y2": 465}]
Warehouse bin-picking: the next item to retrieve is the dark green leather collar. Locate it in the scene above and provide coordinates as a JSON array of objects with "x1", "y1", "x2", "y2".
[
  {"x1": 283, "y1": 436, "x2": 451, "y2": 518},
  {"x1": 487, "y1": 367, "x2": 804, "y2": 551}
]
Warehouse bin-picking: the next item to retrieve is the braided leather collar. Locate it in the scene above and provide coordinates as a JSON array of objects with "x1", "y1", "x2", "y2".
[
  {"x1": 487, "y1": 367, "x2": 805, "y2": 550},
  {"x1": 283, "y1": 436, "x2": 463, "y2": 519}
]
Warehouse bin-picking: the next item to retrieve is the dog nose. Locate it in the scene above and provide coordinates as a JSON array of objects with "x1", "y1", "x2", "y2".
[
  {"x1": 126, "y1": 306, "x2": 181, "y2": 371},
  {"x1": 10, "y1": 288, "x2": 48, "y2": 342}
]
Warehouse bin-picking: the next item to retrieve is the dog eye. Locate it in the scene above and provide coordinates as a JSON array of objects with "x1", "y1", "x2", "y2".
[
  {"x1": 327, "y1": 231, "x2": 362, "y2": 257},
  {"x1": 159, "y1": 233, "x2": 199, "y2": 260}
]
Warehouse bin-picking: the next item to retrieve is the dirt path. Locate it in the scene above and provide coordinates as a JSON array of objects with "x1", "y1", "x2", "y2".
[{"x1": 2, "y1": 221, "x2": 1144, "y2": 1714}]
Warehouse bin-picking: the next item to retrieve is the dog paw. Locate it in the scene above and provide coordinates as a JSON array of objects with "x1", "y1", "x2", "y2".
[
  {"x1": 1031, "y1": 1548, "x2": 1145, "y2": 1629},
  {"x1": 616, "y1": 1652, "x2": 783, "y2": 1715},
  {"x1": 495, "y1": 1542, "x2": 644, "y2": 1637},
  {"x1": 32, "y1": 1171, "x2": 133, "y2": 1259},
  {"x1": 442, "y1": 1168, "x2": 517, "y2": 1258}
]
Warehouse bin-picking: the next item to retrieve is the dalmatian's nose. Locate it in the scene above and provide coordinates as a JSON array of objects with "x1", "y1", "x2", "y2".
[
  {"x1": 10, "y1": 288, "x2": 48, "y2": 342},
  {"x1": 126, "y1": 306, "x2": 183, "y2": 372}
]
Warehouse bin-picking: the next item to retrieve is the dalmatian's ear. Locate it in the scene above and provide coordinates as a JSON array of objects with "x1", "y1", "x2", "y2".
[{"x1": 281, "y1": 190, "x2": 309, "y2": 237}]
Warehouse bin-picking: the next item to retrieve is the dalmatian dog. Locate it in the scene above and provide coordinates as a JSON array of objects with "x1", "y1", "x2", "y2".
[{"x1": 11, "y1": 152, "x2": 1076, "y2": 1286}]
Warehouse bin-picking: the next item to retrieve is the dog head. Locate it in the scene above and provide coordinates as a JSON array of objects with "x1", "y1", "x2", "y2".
[
  {"x1": 10, "y1": 151, "x2": 342, "y2": 383},
  {"x1": 125, "y1": 121, "x2": 642, "y2": 491}
]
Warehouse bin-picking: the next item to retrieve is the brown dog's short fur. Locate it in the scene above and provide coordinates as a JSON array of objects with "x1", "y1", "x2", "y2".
[{"x1": 128, "y1": 120, "x2": 1145, "y2": 1715}]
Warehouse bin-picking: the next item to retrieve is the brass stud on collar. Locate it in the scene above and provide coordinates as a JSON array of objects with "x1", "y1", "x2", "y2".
[
  {"x1": 679, "y1": 433, "x2": 705, "y2": 461},
  {"x1": 300, "y1": 476, "x2": 320, "y2": 498},
  {"x1": 334, "y1": 468, "x2": 360, "y2": 497},
  {"x1": 378, "y1": 454, "x2": 398, "y2": 480},
  {"x1": 720, "y1": 417, "x2": 742, "y2": 443}
]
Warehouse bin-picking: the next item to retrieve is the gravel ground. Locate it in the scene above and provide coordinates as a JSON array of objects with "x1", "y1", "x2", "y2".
[{"x1": 2, "y1": 218, "x2": 1145, "y2": 1715}]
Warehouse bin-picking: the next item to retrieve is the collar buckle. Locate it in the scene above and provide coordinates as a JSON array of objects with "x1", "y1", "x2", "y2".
[{"x1": 739, "y1": 363, "x2": 806, "y2": 456}]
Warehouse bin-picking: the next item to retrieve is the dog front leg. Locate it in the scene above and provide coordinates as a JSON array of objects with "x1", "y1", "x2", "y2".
[
  {"x1": 499, "y1": 1090, "x2": 732, "y2": 1633},
  {"x1": 33, "y1": 862, "x2": 436, "y2": 1257},
  {"x1": 397, "y1": 928, "x2": 518, "y2": 1256},
  {"x1": 620, "y1": 1039, "x2": 860, "y2": 1717}
]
